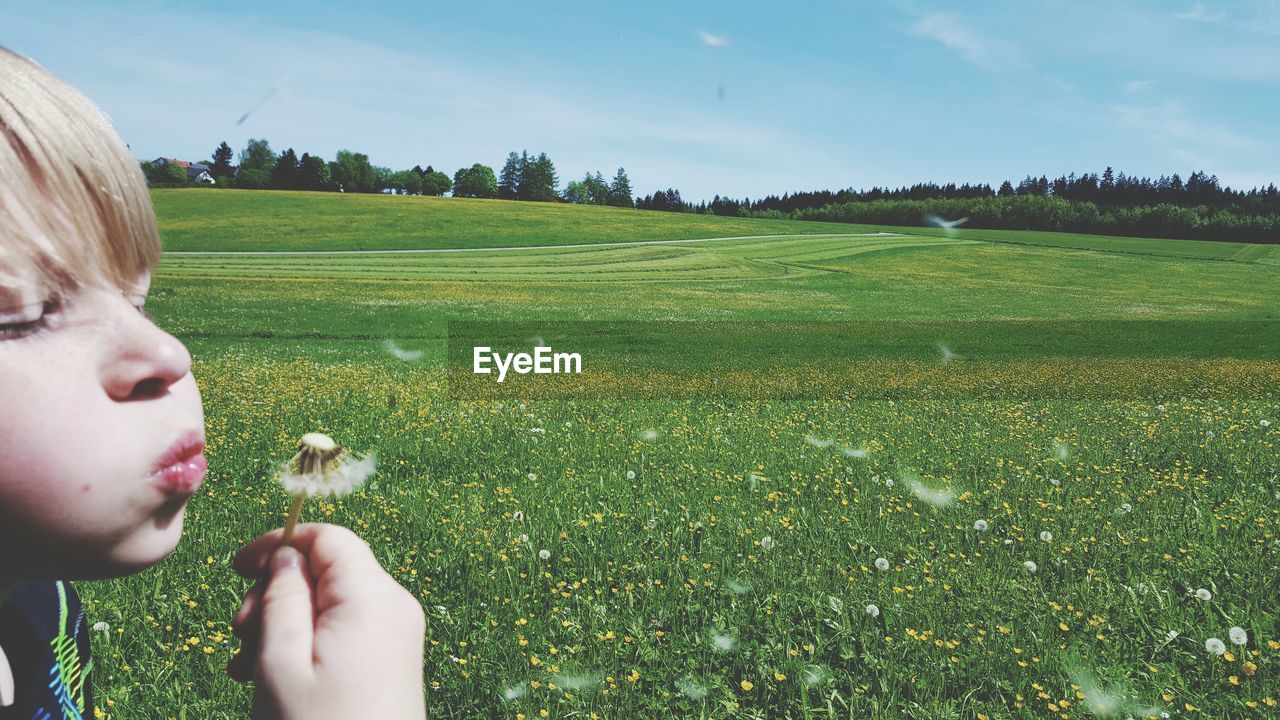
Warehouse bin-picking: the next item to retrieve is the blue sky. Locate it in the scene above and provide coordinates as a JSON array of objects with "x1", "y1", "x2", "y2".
[{"x1": 3, "y1": 0, "x2": 1277, "y2": 201}]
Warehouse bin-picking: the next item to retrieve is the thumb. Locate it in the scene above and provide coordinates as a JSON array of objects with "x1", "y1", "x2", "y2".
[{"x1": 256, "y1": 545, "x2": 315, "y2": 679}]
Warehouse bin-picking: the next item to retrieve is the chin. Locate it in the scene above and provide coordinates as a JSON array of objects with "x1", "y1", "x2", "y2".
[{"x1": 96, "y1": 502, "x2": 188, "y2": 578}]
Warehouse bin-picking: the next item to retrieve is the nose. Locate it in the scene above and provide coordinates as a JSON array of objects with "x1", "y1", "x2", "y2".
[{"x1": 100, "y1": 301, "x2": 193, "y2": 401}]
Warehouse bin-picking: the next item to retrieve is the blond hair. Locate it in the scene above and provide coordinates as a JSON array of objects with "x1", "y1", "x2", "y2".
[{"x1": 0, "y1": 47, "x2": 160, "y2": 297}]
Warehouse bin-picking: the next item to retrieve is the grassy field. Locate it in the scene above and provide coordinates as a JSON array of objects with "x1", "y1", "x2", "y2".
[{"x1": 81, "y1": 191, "x2": 1279, "y2": 719}]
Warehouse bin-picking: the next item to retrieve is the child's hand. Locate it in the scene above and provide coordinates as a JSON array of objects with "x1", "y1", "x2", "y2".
[{"x1": 229, "y1": 523, "x2": 426, "y2": 720}]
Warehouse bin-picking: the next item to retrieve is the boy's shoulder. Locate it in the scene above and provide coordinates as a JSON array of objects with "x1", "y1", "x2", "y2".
[{"x1": 0, "y1": 580, "x2": 93, "y2": 720}]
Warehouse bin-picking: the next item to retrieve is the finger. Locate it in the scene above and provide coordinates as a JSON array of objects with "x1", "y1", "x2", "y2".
[
  {"x1": 255, "y1": 545, "x2": 316, "y2": 679},
  {"x1": 233, "y1": 523, "x2": 380, "y2": 582}
]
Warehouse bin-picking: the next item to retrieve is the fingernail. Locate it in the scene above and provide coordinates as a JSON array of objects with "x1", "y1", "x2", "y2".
[{"x1": 271, "y1": 545, "x2": 301, "y2": 572}]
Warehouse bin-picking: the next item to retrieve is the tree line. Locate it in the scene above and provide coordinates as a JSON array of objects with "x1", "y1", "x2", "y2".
[
  {"x1": 143, "y1": 138, "x2": 638, "y2": 207},
  {"x1": 633, "y1": 168, "x2": 1279, "y2": 243}
]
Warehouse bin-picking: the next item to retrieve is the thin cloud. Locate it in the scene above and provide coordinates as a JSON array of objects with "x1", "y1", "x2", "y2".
[
  {"x1": 908, "y1": 12, "x2": 1025, "y2": 71},
  {"x1": 1175, "y1": 2, "x2": 1228, "y2": 23},
  {"x1": 697, "y1": 30, "x2": 729, "y2": 48},
  {"x1": 1123, "y1": 79, "x2": 1156, "y2": 93}
]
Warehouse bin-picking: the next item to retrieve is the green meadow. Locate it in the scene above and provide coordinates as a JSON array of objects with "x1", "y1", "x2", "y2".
[{"x1": 83, "y1": 190, "x2": 1278, "y2": 720}]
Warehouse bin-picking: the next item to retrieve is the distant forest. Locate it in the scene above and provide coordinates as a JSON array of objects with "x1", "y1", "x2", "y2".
[
  {"x1": 640, "y1": 169, "x2": 1280, "y2": 243},
  {"x1": 146, "y1": 138, "x2": 1277, "y2": 242}
]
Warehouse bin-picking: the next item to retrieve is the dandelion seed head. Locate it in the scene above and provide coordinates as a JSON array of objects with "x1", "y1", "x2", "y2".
[
  {"x1": 279, "y1": 451, "x2": 375, "y2": 498},
  {"x1": 865, "y1": 603, "x2": 880, "y2": 617},
  {"x1": 1261, "y1": 419, "x2": 1271, "y2": 428},
  {"x1": 1040, "y1": 531, "x2": 1053, "y2": 543},
  {"x1": 92, "y1": 622, "x2": 110, "y2": 633},
  {"x1": 884, "y1": 477, "x2": 894, "y2": 488},
  {"x1": 527, "y1": 473, "x2": 536, "y2": 481},
  {"x1": 874, "y1": 557, "x2": 890, "y2": 571},
  {"x1": 1194, "y1": 588, "x2": 1212, "y2": 601},
  {"x1": 518, "y1": 533, "x2": 529, "y2": 544},
  {"x1": 1229, "y1": 626, "x2": 1248, "y2": 645},
  {"x1": 512, "y1": 510, "x2": 525, "y2": 523},
  {"x1": 1053, "y1": 442, "x2": 1070, "y2": 461},
  {"x1": 974, "y1": 519, "x2": 989, "y2": 531},
  {"x1": 1023, "y1": 560, "x2": 1038, "y2": 573},
  {"x1": 1205, "y1": 637, "x2": 1226, "y2": 655},
  {"x1": 626, "y1": 470, "x2": 636, "y2": 480},
  {"x1": 538, "y1": 549, "x2": 551, "y2": 561}
]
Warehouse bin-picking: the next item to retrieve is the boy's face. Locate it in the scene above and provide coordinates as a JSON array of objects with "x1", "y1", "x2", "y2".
[{"x1": 0, "y1": 271, "x2": 204, "y2": 580}]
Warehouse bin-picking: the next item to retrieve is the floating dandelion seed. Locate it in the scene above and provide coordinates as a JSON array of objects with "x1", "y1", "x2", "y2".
[
  {"x1": 874, "y1": 557, "x2": 890, "y2": 571},
  {"x1": 925, "y1": 214, "x2": 969, "y2": 235},
  {"x1": 843, "y1": 446, "x2": 868, "y2": 458},
  {"x1": 641, "y1": 430, "x2": 659, "y2": 441},
  {"x1": 500, "y1": 683, "x2": 526, "y2": 701},
  {"x1": 805, "y1": 435, "x2": 834, "y2": 448},
  {"x1": 1023, "y1": 560, "x2": 1038, "y2": 573},
  {"x1": 549, "y1": 673, "x2": 602, "y2": 691},
  {"x1": 865, "y1": 603, "x2": 880, "y2": 618},
  {"x1": 760, "y1": 535, "x2": 775, "y2": 552},
  {"x1": 1067, "y1": 664, "x2": 1163, "y2": 718},
  {"x1": 723, "y1": 578, "x2": 751, "y2": 595},
  {"x1": 1205, "y1": 638, "x2": 1226, "y2": 655},
  {"x1": 710, "y1": 630, "x2": 738, "y2": 652},
  {"x1": 908, "y1": 479, "x2": 954, "y2": 507},
  {"x1": 1053, "y1": 442, "x2": 1070, "y2": 460},
  {"x1": 676, "y1": 675, "x2": 710, "y2": 699},
  {"x1": 936, "y1": 342, "x2": 959, "y2": 364},
  {"x1": 1194, "y1": 588, "x2": 1212, "y2": 601},
  {"x1": 1229, "y1": 626, "x2": 1248, "y2": 645},
  {"x1": 974, "y1": 519, "x2": 989, "y2": 531},
  {"x1": 538, "y1": 549, "x2": 551, "y2": 561},
  {"x1": 382, "y1": 339, "x2": 423, "y2": 362},
  {"x1": 276, "y1": 433, "x2": 375, "y2": 545},
  {"x1": 697, "y1": 29, "x2": 729, "y2": 48},
  {"x1": 800, "y1": 665, "x2": 831, "y2": 687}
]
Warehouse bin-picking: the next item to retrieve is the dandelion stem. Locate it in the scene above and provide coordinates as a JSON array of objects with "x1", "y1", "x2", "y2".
[{"x1": 281, "y1": 494, "x2": 306, "y2": 546}]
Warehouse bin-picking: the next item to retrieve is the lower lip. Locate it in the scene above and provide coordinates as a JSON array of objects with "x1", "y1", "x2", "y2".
[{"x1": 155, "y1": 453, "x2": 207, "y2": 495}]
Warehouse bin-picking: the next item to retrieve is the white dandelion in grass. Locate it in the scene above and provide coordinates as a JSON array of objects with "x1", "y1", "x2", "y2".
[
  {"x1": 500, "y1": 683, "x2": 527, "y2": 701},
  {"x1": 908, "y1": 479, "x2": 954, "y2": 507},
  {"x1": 1048, "y1": 477, "x2": 1062, "y2": 487},
  {"x1": 92, "y1": 622, "x2": 110, "y2": 634},
  {"x1": 1261, "y1": 419, "x2": 1271, "y2": 428},
  {"x1": 1229, "y1": 626, "x2": 1248, "y2": 646},
  {"x1": 527, "y1": 473, "x2": 536, "y2": 481},
  {"x1": 1023, "y1": 560, "x2": 1038, "y2": 573},
  {"x1": 805, "y1": 435, "x2": 834, "y2": 448},
  {"x1": 538, "y1": 549, "x2": 551, "y2": 561},
  {"x1": 676, "y1": 675, "x2": 711, "y2": 700},
  {"x1": 382, "y1": 339, "x2": 423, "y2": 362},
  {"x1": 874, "y1": 557, "x2": 891, "y2": 571},
  {"x1": 842, "y1": 446, "x2": 868, "y2": 458},
  {"x1": 723, "y1": 578, "x2": 751, "y2": 595},
  {"x1": 512, "y1": 510, "x2": 525, "y2": 523},
  {"x1": 1040, "y1": 531, "x2": 1053, "y2": 543},
  {"x1": 1194, "y1": 588, "x2": 1212, "y2": 601},
  {"x1": 974, "y1": 519, "x2": 990, "y2": 531},
  {"x1": 640, "y1": 429, "x2": 660, "y2": 441},
  {"x1": 626, "y1": 470, "x2": 636, "y2": 480},
  {"x1": 517, "y1": 533, "x2": 529, "y2": 544},
  {"x1": 865, "y1": 603, "x2": 880, "y2": 618},
  {"x1": 710, "y1": 629, "x2": 738, "y2": 652},
  {"x1": 1205, "y1": 638, "x2": 1226, "y2": 655},
  {"x1": 1053, "y1": 441, "x2": 1071, "y2": 461},
  {"x1": 884, "y1": 477, "x2": 894, "y2": 488},
  {"x1": 760, "y1": 535, "x2": 775, "y2": 552},
  {"x1": 276, "y1": 433, "x2": 376, "y2": 545},
  {"x1": 1117, "y1": 502, "x2": 1133, "y2": 514},
  {"x1": 646, "y1": 517, "x2": 658, "y2": 530}
]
